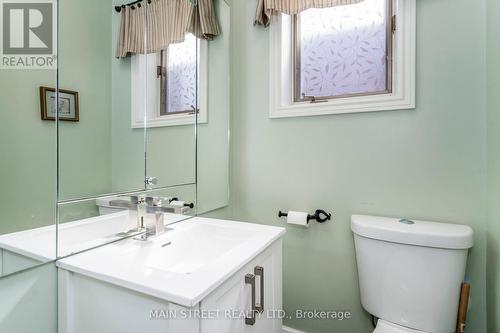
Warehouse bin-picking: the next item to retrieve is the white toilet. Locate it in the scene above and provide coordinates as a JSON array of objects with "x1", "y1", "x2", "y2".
[{"x1": 351, "y1": 215, "x2": 474, "y2": 333}]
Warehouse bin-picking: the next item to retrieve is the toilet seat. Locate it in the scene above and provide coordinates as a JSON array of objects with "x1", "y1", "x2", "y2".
[{"x1": 373, "y1": 320, "x2": 429, "y2": 333}]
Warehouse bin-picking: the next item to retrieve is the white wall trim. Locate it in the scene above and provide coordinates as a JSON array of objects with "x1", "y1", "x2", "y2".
[
  {"x1": 283, "y1": 325, "x2": 308, "y2": 333},
  {"x1": 269, "y1": 0, "x2": 416, "y2": 119}
]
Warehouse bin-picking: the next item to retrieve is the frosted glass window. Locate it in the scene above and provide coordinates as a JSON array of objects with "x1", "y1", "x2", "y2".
[
  {"x1": 161, "y1": 33, "x2": 198, "y2": 115},
  {"x1": 295, "y1": 0, "x2": 392, "y2": 101}
]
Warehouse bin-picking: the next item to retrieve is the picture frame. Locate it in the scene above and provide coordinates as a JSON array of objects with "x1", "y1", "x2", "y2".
[{"x1": 40, "y1": 86, "x2": 79, "y2": 122}]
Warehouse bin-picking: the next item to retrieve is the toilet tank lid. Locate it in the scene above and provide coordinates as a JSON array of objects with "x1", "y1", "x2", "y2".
[
  {"x1": 351, "y1": 215, "x2": 474, "y2": 249},
  {"x1": 95, "y1": 196, "x2": 127, "y2": 207}
]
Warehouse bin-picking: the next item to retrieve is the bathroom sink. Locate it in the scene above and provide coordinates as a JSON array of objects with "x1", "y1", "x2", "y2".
[
  {"x1": 56, "y1": 217, "x2": 285, "y2": 307},
  {"x1": 144, "y1": 223, "x2": 251, "y2": 274}
]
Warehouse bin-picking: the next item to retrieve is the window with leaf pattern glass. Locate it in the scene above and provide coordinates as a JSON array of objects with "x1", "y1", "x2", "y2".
[{"x1": 293, "y1": 0, "x2": 393, "y2": 102}]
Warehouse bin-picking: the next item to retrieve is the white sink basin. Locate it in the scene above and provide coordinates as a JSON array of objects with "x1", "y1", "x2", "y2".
[
  {"x1": 57, "y1": 217, "x2": 285, "y2": 307},
  {"x1": 144, "y1": 222, "x2": 251, "y2": 274}
]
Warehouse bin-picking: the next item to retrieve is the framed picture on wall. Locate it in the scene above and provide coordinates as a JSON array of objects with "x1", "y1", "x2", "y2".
[{"x1": 40, "y1": 87, "x2": 79, "y2": 122}]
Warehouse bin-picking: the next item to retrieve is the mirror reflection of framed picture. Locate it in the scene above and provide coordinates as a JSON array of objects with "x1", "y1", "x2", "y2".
[{"x1": 40, "y1": 86, "x2": 79, "y2": 122}]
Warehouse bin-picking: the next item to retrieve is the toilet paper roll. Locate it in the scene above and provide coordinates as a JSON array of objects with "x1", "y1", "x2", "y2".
[
  {"x1": 287, "y1": 211, "x2": 309, "y2": 227},
  {"x1": 170, "y1": 201, "x2": 185, "y2": 207}
]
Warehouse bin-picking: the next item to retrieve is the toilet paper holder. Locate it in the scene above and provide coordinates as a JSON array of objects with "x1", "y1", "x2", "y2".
[{"x1": 278, "y1": 209, "x2": 332, "y2": 223}]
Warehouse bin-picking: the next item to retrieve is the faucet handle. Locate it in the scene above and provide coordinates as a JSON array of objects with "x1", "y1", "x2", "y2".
[
  {"x1": 145, "y1": 196, "x2": 163, "y2": 206},
  {"x1": 145, "y1": 176, "x2": 158, "y2": 188},
  {"x1": 130, "y1": 195, "x2": 146, "y2": 204}
]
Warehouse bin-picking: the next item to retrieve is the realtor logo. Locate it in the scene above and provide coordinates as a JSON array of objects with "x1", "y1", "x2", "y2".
[{"x1": 1, "y1": 0, "x2": 56, "y2": 69}]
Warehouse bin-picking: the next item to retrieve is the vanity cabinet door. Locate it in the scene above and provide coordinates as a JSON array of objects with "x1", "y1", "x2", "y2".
[
  {"x1": 245, "y1": 240, "x2": 282, "y2": 333},
  {"x1": 200, "y1": 239, "x2": 282, "y2": 333},
  {"x1": 199, "y1": 267, "x2": 248, "y2": 333}
]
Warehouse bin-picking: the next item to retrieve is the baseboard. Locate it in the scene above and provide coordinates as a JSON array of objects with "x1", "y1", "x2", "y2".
[{"x1": 283, "y1": 325, "x2": 308, "y2": 333}]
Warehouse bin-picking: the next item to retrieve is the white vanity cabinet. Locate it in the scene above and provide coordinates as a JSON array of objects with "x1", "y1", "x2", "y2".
[
  {"x1": 0, "y1": 249, "x2": 43, "y2": 276},
  {"x1": 57, "y1": 218, "x2": 284, "y2": 333}
]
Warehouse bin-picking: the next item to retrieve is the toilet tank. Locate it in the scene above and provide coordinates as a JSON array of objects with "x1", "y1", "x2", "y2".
[
  {"x1": 96, "y1": 197, "x2": 128, "y2": 215},
  {"x1": 351, "y1": 215, "x2": 473, "y2": 333}
]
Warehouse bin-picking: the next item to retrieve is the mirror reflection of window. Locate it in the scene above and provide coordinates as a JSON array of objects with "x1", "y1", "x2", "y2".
[{"x1": 160, "y1": 34, "x2": 199, "y2": 116}]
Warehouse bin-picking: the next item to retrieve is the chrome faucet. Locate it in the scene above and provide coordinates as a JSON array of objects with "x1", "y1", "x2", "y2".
[
  {"x1": 133, "y1": 196, "x2": 178, "y2": 241},
  {"x1": 109, "y1": 196, "x2": 192, "y2": 215},
  {"x1": 108, "y1": 195, "x2": 193, "y2": 240}
]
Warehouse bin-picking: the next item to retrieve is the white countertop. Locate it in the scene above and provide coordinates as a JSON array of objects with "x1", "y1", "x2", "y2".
[{"x1": 56, "y1": 217, "x2": 285, "y2": 307}]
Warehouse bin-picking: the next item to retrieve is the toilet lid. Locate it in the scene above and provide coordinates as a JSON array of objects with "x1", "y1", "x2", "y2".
[{"x1": 374, "y1": 320, "x2": 428, "y2": 333}]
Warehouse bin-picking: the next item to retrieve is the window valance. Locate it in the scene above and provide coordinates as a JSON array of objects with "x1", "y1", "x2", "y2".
[
  {"x1": 116, "y1": 0, "x2": 220, "y2": 58},
  {"x1": 254, "y1": 0, "x2": 365, "y2": 27}
]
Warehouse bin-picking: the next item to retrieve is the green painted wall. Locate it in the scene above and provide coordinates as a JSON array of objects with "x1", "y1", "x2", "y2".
[
  {"x1": 224, "y1": 0, "x2": 488, "y2": 332},
  {"x1": 487, "y1": 0, "x2": 500, "y2": 331}
]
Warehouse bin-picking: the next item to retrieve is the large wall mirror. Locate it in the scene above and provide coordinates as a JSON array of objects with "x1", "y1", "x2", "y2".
[
  {"x1": 0, "y1": 0, "x2": 229, "y2": 280},
  {"x1": 0, "y1": 0, "x2": 58, "y2": 278},
  {"x1": 197, "y1": 0, "x2": 231, "y2": 214}
]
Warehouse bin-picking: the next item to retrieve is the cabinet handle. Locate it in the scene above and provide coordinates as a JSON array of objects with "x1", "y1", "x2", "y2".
[
  {"x1": 255, "y1": 266, "x2": 264, "y2": 313},
  {"x1": 245, "y1": 274, "x2": 256, "y2": 325}
]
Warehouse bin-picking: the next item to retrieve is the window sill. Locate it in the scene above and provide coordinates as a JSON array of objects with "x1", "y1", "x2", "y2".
[
  {"x1": 131, "y1": 113, "x2": 207, "y2": 129},
  {"x1": 270, "y1": 92, "x2": 415, "y2": 119}
]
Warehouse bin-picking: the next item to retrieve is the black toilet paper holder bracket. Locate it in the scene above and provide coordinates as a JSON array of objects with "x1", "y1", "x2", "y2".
[{"x1": 278, "y1": 209, "x2": 332, "y2": 223}]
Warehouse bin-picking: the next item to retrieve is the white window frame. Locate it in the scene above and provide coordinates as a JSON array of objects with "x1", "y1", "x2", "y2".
[
  {"x1": 269, "y1": 0, "x2": 416, "y2": 119},
  {"x1": 131, "y1": 40, "x2": 208, "y2": 128}
]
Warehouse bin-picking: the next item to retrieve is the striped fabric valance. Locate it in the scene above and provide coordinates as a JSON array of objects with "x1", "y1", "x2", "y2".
[
  {"x1": 254, "y1": 0, "x2": 365, "y2": 27},
  {"x1": 116, "y1": 0, "x2": 220, "y2": 58}
]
